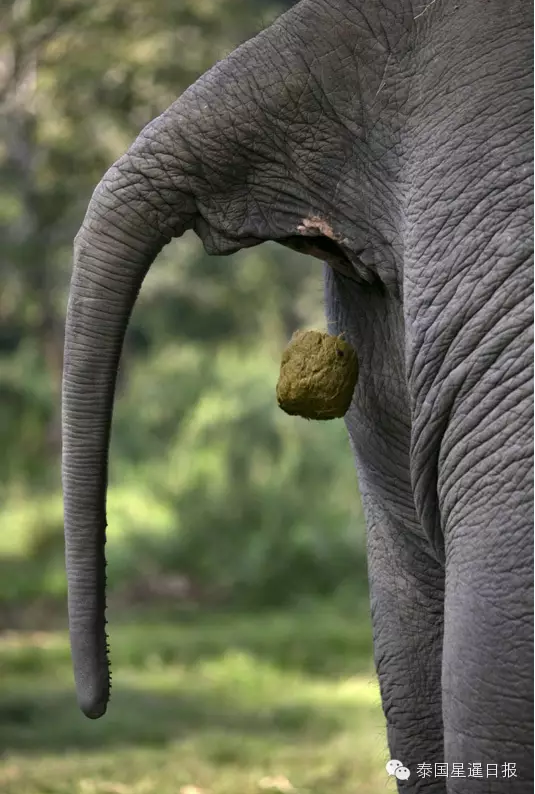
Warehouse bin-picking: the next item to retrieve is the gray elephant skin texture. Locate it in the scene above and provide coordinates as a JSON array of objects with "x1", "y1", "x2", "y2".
[{"x1": 61, "y1": 1, "x2": 533, "y2": 791}]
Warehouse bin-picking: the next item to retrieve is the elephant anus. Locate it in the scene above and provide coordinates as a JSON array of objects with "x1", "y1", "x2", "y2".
[{"x1": 62, "y1": 0, "x2": 533, "y2": 791}]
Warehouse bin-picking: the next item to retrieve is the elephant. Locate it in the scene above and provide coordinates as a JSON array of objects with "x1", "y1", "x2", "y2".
[{"x1": 61, "y1": 0, "x2": 533, "y2": 791}]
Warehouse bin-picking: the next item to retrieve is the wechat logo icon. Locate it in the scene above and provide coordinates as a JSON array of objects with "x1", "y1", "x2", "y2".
[{"x1": 386, "y1": 759, "x2": 411, "y2": 781}]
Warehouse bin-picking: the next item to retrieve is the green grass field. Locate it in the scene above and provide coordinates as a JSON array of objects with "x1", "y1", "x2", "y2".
[{"x1": 0, "y1": 602, "x2": 391, "y2": 794}]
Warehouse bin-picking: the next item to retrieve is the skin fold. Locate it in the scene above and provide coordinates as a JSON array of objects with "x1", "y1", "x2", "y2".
[{"x1": 61, "y1": 0, "x2": 533, "y2": 791}]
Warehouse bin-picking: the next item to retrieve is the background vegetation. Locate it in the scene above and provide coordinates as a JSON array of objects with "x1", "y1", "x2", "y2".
[{"x1": 0, "y1": 0, "x2": 388, "y2": 791}]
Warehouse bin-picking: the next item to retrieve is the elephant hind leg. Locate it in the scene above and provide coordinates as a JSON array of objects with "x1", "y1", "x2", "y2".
[
  {"x1": 367, "y1": 502, "x2": 447, "y2": 793},
  {"x1": 438, "y1": 316, "x2": 534, "y2": 791}
]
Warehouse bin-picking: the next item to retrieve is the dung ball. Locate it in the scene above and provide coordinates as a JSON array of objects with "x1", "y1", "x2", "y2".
[{"x1": 276, "y1": 330, "x2": 358, "y2": 420}]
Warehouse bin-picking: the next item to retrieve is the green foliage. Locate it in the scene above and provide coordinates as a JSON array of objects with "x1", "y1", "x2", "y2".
[
  {"x1": 110, "y1": 346, "x2": 366, "y2": 605},
  {"x1": 0, "y1": 0, "x2": 367, "y2": 610}
]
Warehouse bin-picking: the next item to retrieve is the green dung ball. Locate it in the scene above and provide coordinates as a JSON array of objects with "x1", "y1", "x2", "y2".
[{"x1": 276, "y1": 330, "x2": 358, "y2": 420}]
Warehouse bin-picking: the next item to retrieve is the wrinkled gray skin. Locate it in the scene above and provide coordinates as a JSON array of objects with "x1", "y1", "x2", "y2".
[{"x1": 62, "y1": 0, "x2": 533, "y2": 790}]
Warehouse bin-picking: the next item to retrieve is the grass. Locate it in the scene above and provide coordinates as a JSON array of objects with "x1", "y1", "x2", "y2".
[{"x1": 0, "y1": 601, "x2": 391, "y2": 794}]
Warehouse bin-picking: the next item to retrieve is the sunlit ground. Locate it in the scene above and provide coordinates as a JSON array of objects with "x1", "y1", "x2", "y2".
[{"x1": 0, "y1": 603, "x2": 391, "y2": 794}]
